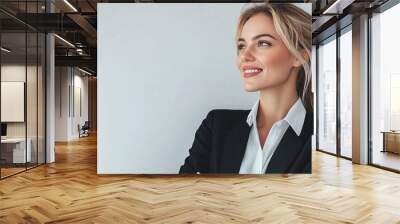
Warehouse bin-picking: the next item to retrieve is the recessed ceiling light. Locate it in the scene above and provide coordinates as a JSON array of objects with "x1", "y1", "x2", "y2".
[
  {"x1": 63, "y1": 0, "x2": 78, "y2": 12},
  {"x1": 54, "y1": 34, "x2": 75, "y2": 48},
  {"x1": 1, "y1": 47, "x2": 11, "y2": 53},
  {"x1": 323, "y1": 0, "x2": 352, "y2": 15},
  {"x1": 78, "y1": 67, "x2": 93, "y2": 76}
]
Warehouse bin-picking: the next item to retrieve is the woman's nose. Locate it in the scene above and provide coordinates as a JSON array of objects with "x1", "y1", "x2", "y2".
[{"x1": 240, "y1": 47, "x2": 255, "y2": 62}]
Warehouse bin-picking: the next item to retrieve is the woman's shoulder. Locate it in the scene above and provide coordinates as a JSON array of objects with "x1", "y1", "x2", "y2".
[
  {"x1": 204, "y1": 109, "x2": 250, "y2": 126},
  {"x1": 207, "y1": 109, "x2": 250, "y2": 117}
]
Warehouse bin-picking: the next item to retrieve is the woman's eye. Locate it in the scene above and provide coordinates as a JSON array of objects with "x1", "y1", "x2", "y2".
[
  {"x1": 258, "y1": 41, "x2": 271, "y2": 47},
  {"x1": 237, "y1": 44, "x2": 245, "y2": 50}
]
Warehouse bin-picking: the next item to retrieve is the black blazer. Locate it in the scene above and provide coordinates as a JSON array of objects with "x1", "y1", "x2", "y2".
[{"x1": 179, "y1": 109, "x2": 313, "y2": 174}]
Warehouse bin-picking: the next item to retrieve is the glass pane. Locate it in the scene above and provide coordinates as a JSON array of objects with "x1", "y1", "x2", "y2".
[
  {"x1": 38, "y1": 32, "x2": 45, "y2": 165},
  {"x1": 371, "y1": 3, "x2": 400, "y2": 171},
  {"x1": 318, "y1": 37, "x2": 337, "y2": 154},
  {"x1": 312, "y1": 46, "x2": 317, "y2": 151},
  {"x1": 27, "y1": 31, "x2": 38, "y2": 169},
  {"x1": 1, "y1": 32, "x2": 27, "y2": 177},
  {"x1": 340, "y1": 29, "x2": 352, "y2": 158}
]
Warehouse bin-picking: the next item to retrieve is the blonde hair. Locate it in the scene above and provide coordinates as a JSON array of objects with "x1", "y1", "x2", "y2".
[{"x1": 236, "y1": 2, "x2": 313, "y2": 112}]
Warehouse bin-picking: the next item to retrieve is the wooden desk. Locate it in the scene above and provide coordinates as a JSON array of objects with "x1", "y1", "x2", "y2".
[{"x1": 381, "y1": 131, "x2": 400, "y2": 154}]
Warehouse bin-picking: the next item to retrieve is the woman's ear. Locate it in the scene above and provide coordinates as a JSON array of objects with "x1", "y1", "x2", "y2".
[
  {"x1": 292, "y1": 49, "x2": 309, "y2": 67},
  {"x1": 293, "y1": 57, "x2": 302, "y2": 68}
]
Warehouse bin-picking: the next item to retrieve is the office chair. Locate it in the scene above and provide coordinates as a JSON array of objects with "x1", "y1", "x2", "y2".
[{"x1": 79, "y1": 121, "x2": 90, "y2": 138}]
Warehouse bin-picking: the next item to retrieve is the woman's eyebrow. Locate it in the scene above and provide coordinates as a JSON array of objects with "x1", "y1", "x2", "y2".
[{"x1": 237, "y1": 33, "x2": 276, "y2": 42}]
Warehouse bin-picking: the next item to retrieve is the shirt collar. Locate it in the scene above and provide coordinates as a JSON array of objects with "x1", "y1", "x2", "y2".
[{"x1": 246, "y1": 98, "x2": 306, "y2": 136}]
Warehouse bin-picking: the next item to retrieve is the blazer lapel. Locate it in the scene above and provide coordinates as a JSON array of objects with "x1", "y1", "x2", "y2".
[
  {"x1": 265, "y1": 128, "x2": 303, "y2": 173},
  {"x1": 218, "y1": 121, "x2": 251, "y2": 173},
  {"x1": 266, "y1": 112, "x2": 313, "y2": 173}
]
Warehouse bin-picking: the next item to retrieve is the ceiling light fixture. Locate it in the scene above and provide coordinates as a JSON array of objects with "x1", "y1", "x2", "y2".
[
  {"x1": 78, "y1": 67, "x2": 93, "y2": 76},
  {"x1": 1, "y1": 47, "x2": 11, "y2": 53},
  {"x1": 63, "y1": 0, "x2": 78, "y2": 12},
  {"x1": 54, "y1": 34, "x2": 75, "y2": 48},
  {"x1": 323, "y1": 0, "x2": 342, "y2": 14},
  {"x1": 323, "y1": 0, "x2": 354, "y2": 15}
]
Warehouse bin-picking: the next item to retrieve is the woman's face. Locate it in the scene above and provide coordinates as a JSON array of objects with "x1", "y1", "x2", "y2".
[{"x1": 236, "y1": 13, "x2": 301, "y2": 92}]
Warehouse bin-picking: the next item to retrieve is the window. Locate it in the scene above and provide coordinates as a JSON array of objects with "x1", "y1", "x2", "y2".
[
  {"x1": 317, "y1": 36, "x2": 337, "y2": 154},
  {"x1": 339, "y1": 28, "x2": 352, "y2": 158},
  {"x1": 370, "y1": 2, "x2": 400, "y2": 171}
]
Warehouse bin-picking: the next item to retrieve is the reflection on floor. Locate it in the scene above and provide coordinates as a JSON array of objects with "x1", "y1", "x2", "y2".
[
  {"x1": 0, "y1": 167, "x2": 25, "y2": 178},
  {"x1": 372, "y1": 150, "x2": 400, "y2": 171},
  {"x1": 341, "y1": 147, "x2": 352, "y2": 158},
  {"x1": 0, "y1": 163, "x2": 40, "y2": 178}
]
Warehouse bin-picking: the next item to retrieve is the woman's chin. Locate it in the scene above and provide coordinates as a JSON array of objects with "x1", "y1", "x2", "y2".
[{"x1": 244, "y1": 85, "x2": 259, "y2": 92}]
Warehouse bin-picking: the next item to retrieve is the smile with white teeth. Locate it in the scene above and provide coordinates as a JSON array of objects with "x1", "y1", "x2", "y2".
[{"x1": 242, "y1": 68, "x2": 262, "y2": 73}]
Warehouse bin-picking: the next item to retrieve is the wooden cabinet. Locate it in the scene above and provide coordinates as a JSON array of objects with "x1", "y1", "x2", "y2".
[{"x1": 382, "y1": 131, "x2": 400, "y2": 154}]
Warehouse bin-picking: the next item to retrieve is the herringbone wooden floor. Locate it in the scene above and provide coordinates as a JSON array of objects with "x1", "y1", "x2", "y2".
[{"x1": 1, "y1": 135, "x2": 400, "y2": 224}]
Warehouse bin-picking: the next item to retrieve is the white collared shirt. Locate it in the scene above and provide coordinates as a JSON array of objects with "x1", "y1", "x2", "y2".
[{"x1": 239, "y1": 98, "x2": 306, "y2": 174}]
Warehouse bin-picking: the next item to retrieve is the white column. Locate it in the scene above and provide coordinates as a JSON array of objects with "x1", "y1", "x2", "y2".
[
  {"x1": 352, "y1": 14, "x2": 369, "y2": 164},
  {"x1": 46, "y1": 1, "x2": 56, "y2": 163}
]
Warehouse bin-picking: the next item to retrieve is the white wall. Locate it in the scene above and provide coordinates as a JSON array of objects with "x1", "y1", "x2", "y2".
[
  {"x1": 98, "y1": 3, "x2": 255, "y2": 174},
  {"x1": 55, "y1": 67, "x2": 89, "y2": 141},
  {"x1": 55, "y1": 67, "x2": 69, "y2": 141}
]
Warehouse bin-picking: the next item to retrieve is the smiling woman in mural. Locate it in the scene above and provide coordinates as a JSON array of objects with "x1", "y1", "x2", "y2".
[{"x1": 179, "y1": 3, "x2": 313, "y2": 174}]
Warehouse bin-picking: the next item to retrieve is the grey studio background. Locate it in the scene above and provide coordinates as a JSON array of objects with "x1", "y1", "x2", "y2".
[{"x1": 97, "y1": 3, "x2": 311, "y2": 174}]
